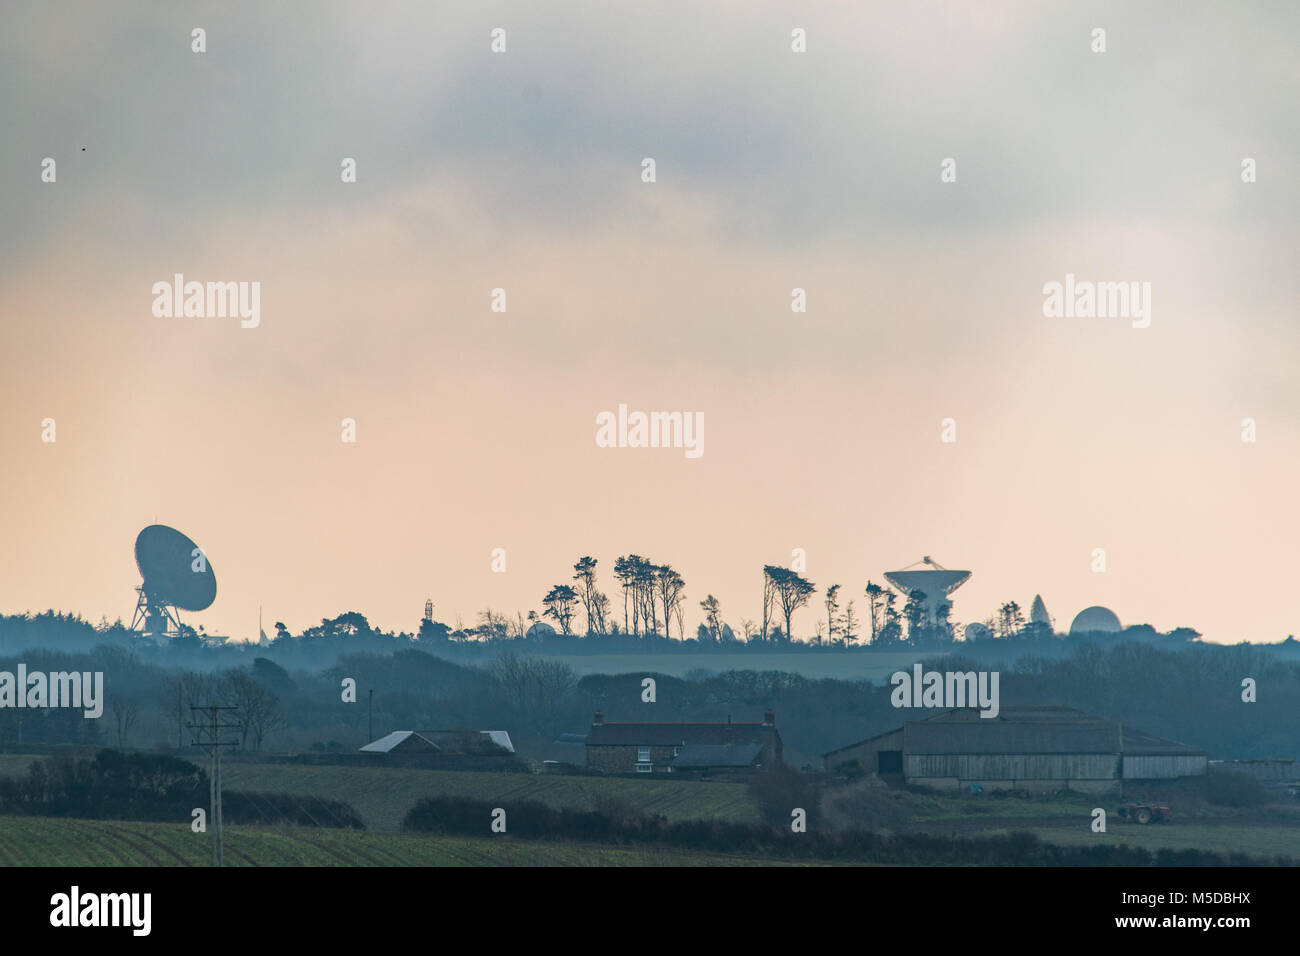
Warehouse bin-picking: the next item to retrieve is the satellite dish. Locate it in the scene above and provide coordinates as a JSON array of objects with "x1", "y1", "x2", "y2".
[
  {"x1": 130, "y1": 524, "x2": 216, "y2": 637},
  {"x1": 884, "y1": 557, "x2": 971, "y2": 641}
]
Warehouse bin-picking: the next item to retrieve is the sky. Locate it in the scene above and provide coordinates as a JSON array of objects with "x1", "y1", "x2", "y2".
[{"x1": 1, "y1": 1, "x2": 1297, "y2": 644}]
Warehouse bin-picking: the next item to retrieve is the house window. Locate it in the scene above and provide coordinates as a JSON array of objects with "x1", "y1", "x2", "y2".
[
  {"x1": 636, "y1": 763, "x2": 652, "y2": 773},
  {"x1": 637, "y1": 746, "x2": 651, "y2": 762}
]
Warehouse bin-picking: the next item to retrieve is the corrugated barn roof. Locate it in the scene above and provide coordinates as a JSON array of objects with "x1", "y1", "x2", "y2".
[{"x1": 904, "y1": 720, "x2": 1123, "y2": 754}]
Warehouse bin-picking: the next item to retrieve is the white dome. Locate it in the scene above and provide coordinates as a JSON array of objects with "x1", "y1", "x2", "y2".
[{"x1": 1069, "y1": 606, "x2": 1122, "y2": 634}]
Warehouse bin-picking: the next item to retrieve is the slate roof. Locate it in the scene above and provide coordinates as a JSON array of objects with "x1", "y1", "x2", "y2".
[
  {"x1": 671, "y1": 743, "x2": 763, "y2": 769},
  {"x1": 586, "y1": 721, "x2": 776, "y2": 747}
]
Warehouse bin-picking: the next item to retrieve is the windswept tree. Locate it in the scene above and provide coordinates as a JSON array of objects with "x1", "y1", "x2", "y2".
[
  {"x1": 761, "y1": 571, "x2": 777, "y2": 642},
  {"x1": 864, "y1": 581, "x2": 886, "y2": 644},
  {"x1": 633, "y1": 558, "x2": 658, "y2": 634},
  {"x1": 763, "y1": 565, "x2": 816, "y2": 644},
  {"x1": 699, "y1": 595, "x2": 723, "y2": 643},
  {"x1": 572, "y1": 557, "x2": 608, "y2": 636},
  {"x1": 614, "y1": 554, "x2": 658, "y2": 635},
  {"x1": 542, "y1": 585, "x2": 580, "y2": 636},
  {"x1": 613, "y1": 555, "x2": 637, "y2": 634},
  {"x1": 996, "y1": 601, "x2": 1026, "y2": 639},
  {"x1": 824, "y1": 584, "x2": 841, "y2": 646}
]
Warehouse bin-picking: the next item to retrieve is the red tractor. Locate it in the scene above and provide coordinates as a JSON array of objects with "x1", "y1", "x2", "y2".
[{"x1": 1116, "y1": 802, "x2": 1172, "y2": 824}]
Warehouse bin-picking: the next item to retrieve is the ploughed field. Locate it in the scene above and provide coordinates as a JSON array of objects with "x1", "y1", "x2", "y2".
[{"x1": 0, "y1": 817, "x2": 820, "y2": 866}]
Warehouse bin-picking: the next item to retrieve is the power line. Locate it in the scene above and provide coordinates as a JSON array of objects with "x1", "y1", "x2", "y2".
[{"x1": 187, "y1": 705, "x2": 239, "y2": 867}]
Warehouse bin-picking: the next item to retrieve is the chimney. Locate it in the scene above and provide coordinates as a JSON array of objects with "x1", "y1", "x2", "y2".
[
  {"x1": 763, "y1": 709, "x2": 775, "y2": 727},
  {"x1": 593, "y1": 709, "x2": 604, "y2": 726}
]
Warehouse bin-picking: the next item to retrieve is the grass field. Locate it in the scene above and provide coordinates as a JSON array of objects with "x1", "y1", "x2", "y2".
[
  {"x1": 0, "y1": 817, "x2": 822, "y2": 866},
  {"x1": 216, "y1": 763, "x2": 760, "y2": 831},
  {"x1": 879, "y1": 789, "x2": 1300, "y2": 860},
  {"x1": 0, "y1": 755, "x2": 759, "y2": 833},
  {"x1": 5, "y1": 752, "x2": 1297, "y2": 863}
]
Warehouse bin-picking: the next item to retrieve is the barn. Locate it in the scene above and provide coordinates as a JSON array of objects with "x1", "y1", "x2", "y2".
[{"x1": 823, "y1": 706, "x2": 1205, "y2": 794}]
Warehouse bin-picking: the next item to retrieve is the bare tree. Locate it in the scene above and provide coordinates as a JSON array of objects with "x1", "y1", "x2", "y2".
[
  {"x1": 841, "y1": 600, "x2": 859, "y2": 646},
  {"x1": 487, "y1": 653, "x2": 577, "y2": 736},
  {"x1": 219, "y1": 670, "x2": 287, "y2": 752},
  {"x1": 108, "y1": 694, "x2": 139, "y2": 747},
  {"x1": 654, "y1": 565, "x2": 686, "y2": 640},
  {"x1": 699, "y1": 595, "x2": 723, "y2": 642},
  {"x1": 159, "y1": 670, "x2": 214, "y2": 748},
  {"x1": 592, "y1": 592, "x2": 611, "y2": 636},
  {"x1": 477, "y1": 608, "x2": 511, "y2": 641}
]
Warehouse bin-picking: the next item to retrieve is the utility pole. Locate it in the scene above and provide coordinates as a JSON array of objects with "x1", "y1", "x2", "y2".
[
  {"x1": 367, "y1": 689, "x2": 373, "y2": 744},
  {"x1": 189, "y1": 704, "x2": 239, "y2": 867}
]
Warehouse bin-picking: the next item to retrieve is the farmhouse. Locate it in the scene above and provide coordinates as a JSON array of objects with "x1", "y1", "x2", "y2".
[
  {"x1": 670, "y1": 743, "x2": 765, "y2": 775},
  {"x1": 823, "y1": 706, "x2": 1205, "y2": 794},
  {"x1": 585, "y1": 710, "x2": 781, "y2": 773}
]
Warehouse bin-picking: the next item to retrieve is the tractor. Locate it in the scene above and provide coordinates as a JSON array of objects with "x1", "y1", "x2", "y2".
[{"x1": 1116, "y1": 802, "x2": 1172, "y2": 824}]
